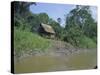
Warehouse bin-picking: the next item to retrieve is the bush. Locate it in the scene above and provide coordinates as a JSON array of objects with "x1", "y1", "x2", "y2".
[
  {"x1": 78, "y1": 36, "x2": 97, "y2": 48},
  {"x1": 14, "y1": 14, "x2": 31, "y2": 31},
  {"x1": 62, "y1": 26, "x2": 96, "y2": 48},
  {"x1": 63, "y1": 26, "x2": 83, "y2": 46}
]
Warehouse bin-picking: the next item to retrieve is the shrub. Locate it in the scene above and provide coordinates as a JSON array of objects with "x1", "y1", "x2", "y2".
[{"x1": 78, "y1": 36, "x2": 97, "y2": 48}]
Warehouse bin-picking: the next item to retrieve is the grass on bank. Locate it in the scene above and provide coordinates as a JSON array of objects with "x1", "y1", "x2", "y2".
[{"x1": 14, "y1": 29, "x2": 52, "y2": 55}]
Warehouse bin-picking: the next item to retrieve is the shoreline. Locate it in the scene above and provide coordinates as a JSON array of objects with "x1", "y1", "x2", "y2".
[{"x1": 14, "y1": 47, "x2": 97, "y2": 63}]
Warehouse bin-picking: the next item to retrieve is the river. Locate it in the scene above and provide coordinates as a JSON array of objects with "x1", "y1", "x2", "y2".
[{"x1": 14, "y1": 49, "x2": 97, "y2": 73}]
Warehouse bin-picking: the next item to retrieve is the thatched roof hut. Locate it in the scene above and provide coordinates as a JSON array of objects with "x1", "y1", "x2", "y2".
[
  {"x1": 38, "y1": 23, "x2": 55, "y2": 38},
  {"x1": 40, "y1": 23, "x2": 55, "y2": 34}
]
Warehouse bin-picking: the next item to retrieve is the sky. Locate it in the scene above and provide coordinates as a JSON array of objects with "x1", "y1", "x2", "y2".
[{"x1": 29, "y1": 2, "x2": 97, "y2": 27}]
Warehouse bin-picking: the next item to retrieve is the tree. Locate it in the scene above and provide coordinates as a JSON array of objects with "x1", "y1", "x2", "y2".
[
  {"x1": 57, "y1": 18, "x2": 62, "y2": 25},
  {"x1": 37, "y1": 13, "x2": 49, "y2": 24},
  {"x1": 65, "y1": 5, "x2": 91, "y2": 28},
  {"x1": 65, "y1": 5, "x2": 97, "y2": 37},
  {"x1": 14, "y1": 2, "x2": 37, "y2": 31},
  {"x1": 64, "y1": 5, "x2": 97, "y2": 47},
  {"x1": 14, "y1": 1, "x2": 36, "y2": 16}
]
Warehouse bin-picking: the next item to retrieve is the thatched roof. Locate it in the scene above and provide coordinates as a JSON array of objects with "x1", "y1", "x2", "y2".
[{"x1": 40, "y1": 23, "x2": 55, "y2": 34}]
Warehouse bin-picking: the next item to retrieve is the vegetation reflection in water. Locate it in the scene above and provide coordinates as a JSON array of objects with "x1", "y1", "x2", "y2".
[{"x1": 15, "y1": 49, "x2": 97, "y2": 73}]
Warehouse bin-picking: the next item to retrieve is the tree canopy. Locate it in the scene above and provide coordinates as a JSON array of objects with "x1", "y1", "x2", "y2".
[{"x1": 64, "y1": 5, "x2": 97, "y2": 47}]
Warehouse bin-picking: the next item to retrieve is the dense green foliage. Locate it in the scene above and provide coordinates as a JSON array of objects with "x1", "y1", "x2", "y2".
[
  {"x1": 14, "y1": 2, "x2": 97, "y2": 51},
  {"x1": 78, "y1": 35, "x2": 96, "y2": 48},
  {"x1": 14, "y1": 28, "x2": 51, "y2": 55},
  {"x1": 63, "y1": 5, "x2": 97, "y2": 48}
]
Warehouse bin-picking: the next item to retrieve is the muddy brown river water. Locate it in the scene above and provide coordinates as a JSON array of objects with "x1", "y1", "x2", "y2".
[{"x1": 14, "y1": 49, "x2": 97, "y2": 73}]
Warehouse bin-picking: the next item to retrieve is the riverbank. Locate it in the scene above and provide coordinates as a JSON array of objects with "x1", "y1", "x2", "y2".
[
  {"x1": 14, "y1": 40, "x2": 76, "y2": 61},
  {"x1": 14, "y1": 40, "x2": 97, "y2": 63}
]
